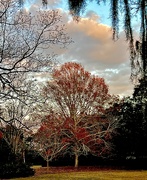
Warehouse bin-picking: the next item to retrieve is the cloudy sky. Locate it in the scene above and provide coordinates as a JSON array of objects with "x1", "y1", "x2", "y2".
[{"x1": 25, "y1": 0, "x2": 138, "y2": 97}]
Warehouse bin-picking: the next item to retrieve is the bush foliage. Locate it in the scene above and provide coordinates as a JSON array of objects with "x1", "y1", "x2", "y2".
[{"x1": 0, "y1": 162, "x2": 35, "y2": 179}]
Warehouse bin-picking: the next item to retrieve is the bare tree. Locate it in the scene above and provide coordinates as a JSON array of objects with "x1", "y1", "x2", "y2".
[
  {"x1": 0, "y1": 0, "x2": 71, "y2": 101},
  {"x1": 0, "y1": 77, "x2": 42, "y2": 163}
]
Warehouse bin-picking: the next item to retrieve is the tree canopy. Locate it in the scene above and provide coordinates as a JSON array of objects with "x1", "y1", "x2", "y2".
[{"x1": 42, "y1": 62, "x2": 119, "y2": 167}]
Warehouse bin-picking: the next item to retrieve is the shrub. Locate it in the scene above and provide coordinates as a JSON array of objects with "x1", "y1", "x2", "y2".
[{"x1": 0, "y1": 162, "x2": 35, "y2": 179}]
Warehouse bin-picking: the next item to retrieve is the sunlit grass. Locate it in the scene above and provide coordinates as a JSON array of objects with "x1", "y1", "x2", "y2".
[
  {"x1": 31, "y1": 165, "x2": 42, "y2": 169},
  {"x1": 11, "y1": 170, "x2": 147, "y2": 180}
]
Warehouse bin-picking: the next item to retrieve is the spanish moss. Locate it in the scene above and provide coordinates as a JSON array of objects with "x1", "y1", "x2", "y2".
[
  {"x1": 68, "y1": 0, "x2": 87, "y2": 16},
  {"x1": 42, "y1": 0, "x2": 48, "y2": 6},
  {"x1": 110, "y1": 0, "x2": 119, "y2": 40}
]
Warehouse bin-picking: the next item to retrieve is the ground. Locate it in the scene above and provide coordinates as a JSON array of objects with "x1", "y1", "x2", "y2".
[
  {"x1": 11, "y1": 167, "x2": 147, "y2": 180},
  {"x1": 34, "y1": 166, "x2": 121, "y2": 175}
]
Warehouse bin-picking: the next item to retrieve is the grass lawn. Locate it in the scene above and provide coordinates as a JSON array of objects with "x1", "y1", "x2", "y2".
[{"x1": 11, "y1": 170, "x2": 147, "y2": 180}]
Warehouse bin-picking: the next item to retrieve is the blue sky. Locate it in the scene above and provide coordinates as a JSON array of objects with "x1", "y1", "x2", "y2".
[
  {"x1": 24, "y1": 0, "x2": 136, "y2": 97},
  {"x1": 83, "y1": 1, "x2": 111, "y2": 25},
  {"x1": 24, "y1": 0, "x2": 111, "y2": 25}
]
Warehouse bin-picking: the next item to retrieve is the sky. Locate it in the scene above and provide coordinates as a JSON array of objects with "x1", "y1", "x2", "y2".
[{"x1": 24, "y1": 0, "x2": 136, "y2": 97}]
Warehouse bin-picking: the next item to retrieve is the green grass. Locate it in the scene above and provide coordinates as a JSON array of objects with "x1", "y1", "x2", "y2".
[{"x1": 11, "y1": 170, "x2": 147, "y2": 180}]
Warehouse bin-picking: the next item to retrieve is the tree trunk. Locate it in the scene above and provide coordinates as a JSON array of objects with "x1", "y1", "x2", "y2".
[
  {"x1": 22, "y1": 149, "x2": 26, "y2": 164},
  {"x1": 46, "y1": 160, "x2": 49, "y2": 171},
  {"x1": 74, "y1": 153, "x2": 79, "y2": 168}
]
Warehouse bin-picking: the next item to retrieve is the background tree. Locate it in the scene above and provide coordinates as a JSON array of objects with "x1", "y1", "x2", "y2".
[
  {"x1": 0, "y1": 77, "x2": 41, "y2": 163},
  {"x1": 133, "y1": 78, "x2": 147, "y2": 126},
  {"x1": 33, "y1": 112, "x2": 66, "y2": 169},
  {"x1": 113, "y1": 96, "x2": 147, "y2": 168},
  {"x1": 43, "y1": 62, "x2": 119, "y2": 167}
]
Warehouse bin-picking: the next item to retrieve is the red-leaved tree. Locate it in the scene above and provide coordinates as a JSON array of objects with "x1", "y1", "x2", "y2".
[
  {"x1": 43, "y1": 62, "x2": 119, "y2": 167},
  {"x1": 33, "y1": 111, "x2": 66, "y2": 168}
]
